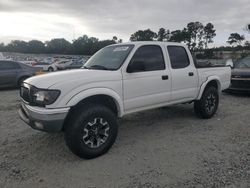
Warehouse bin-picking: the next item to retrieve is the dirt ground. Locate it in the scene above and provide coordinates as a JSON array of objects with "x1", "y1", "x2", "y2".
[{"x1": 0, "y1": 89, "x2": 249, "y2": 188}]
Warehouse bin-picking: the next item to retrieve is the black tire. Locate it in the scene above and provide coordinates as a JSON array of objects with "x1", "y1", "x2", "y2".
[
  {"x1": 194, "y1": 86, "x2": 219, "y2": 119},
  {"x1": 48, "y1": 67, "x2": 54, "y2": 72},
  {"x1": 64, "y1": 104, "x2": 118, "y2": 159},
  {"x1": 18, "y1": 77, "x2": 29, "y2": 87}
]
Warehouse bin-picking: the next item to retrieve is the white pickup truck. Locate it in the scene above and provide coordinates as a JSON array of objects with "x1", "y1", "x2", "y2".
[{"x1": 19, "y1": 42, "x2": 231, "y2": 159}]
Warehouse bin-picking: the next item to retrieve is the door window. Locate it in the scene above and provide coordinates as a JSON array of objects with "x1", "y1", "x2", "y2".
[
  {"x1": 167, "y1": 46, "x2": 190, "y2": 69},
  {"x1": 127, "y1": 45, "x2": 165, "y2": 73}
]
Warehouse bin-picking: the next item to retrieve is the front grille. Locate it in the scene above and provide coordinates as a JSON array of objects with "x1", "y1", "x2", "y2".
[
  {"x1": 20, "y1": 86, "x2": 30, "y2": 103},
  {"x1": 231, "y1": 80, "x2": 250, "y2": 89}
]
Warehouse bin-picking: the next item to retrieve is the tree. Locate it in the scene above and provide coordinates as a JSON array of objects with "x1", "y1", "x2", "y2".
[
  {"x1": 72, "y1": 35, "x2": 116, "y2": 55},
  {"x1": 96, "y1": 40, "x2": 116, "y2": 50},
  {"x1": 112, "y1": 36, "x2": 118, "y2": 42},
  {"x1": 27, "y1": 40, "x2": 45, "y2": 53},
  {"x1": 0, "y1": 43, "x2": 5, "y2": 52},
  {"x1": 169, "y1": 29, "x2": 190, "y2": 43},
  {"x1": 130, "y1": 29, "x2": 157, "y2": 41},
  {"x1": 6, "y1": 40, "x2": 28, "y2": 53},
  {"x1": 157, "y1": 28, "x2": 170, "y2": 41},
  {"x1": 227, "y1": 33, "x2": 245, "y2": 46},
  {"x1": 203, "y1": 23, "x2": 216, "y2": 49},
  {"x1": 72, "y1": 35, "x2": 89, "y2": 54},
  {"x1": 46, "y1": 38, "x2": 71, "y2": 54},
  {"x1": 186, "y1": 21, "x2": 204, "y2": 50}
]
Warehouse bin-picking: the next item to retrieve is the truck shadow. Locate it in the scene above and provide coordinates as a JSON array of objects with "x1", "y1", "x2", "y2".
[{"x1": 120, "y1": 104, "x2": 196, "y2": 128}]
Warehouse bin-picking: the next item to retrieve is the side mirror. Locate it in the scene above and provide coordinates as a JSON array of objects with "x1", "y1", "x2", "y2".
[
  {"x1": 225, "y1": 59, "x2": 234, "y2": 68},
  {"x1": 127, "y1": 61, "x2": 145, "y2": 73}
]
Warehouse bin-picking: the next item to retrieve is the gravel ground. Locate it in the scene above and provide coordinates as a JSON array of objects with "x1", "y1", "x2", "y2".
[{"x1": 0, "y1": 89, "x2": 249, "y2": 188}]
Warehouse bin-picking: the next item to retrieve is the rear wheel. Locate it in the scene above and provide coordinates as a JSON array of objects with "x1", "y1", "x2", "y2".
[
  {"x1": 64, "y1": 104, "x2": 118, "y2": 159},
  {"x1": 194, "y1": 86, "x2": 219, "y2": 119}
]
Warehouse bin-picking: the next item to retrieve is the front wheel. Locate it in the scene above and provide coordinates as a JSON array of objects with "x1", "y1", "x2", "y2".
[
  {"x1": 48, "y1": 67, "x2": 54, "y2": 72},
  {"x1": 194, "y1": 86, "x2": 219, "y2": 119},
  {"x1": 64, "y1": 104, "x2": 118, "y2": 159}
]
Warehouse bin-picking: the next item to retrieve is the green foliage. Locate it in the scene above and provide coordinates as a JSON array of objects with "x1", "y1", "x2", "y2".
[
  {"x1": 186, "y1": 21, "x2": 204, "y2": 50},
  {"x1": 27, "y1": 40, "x2": 45, "y2": 53},
  {"x1": 6, "y1": 40, "x2": 28, "y2": 53},
  {"x1": 130, "y1": 29, "x2": 157, "y2": 41},
  {"x1": 0, "y1": 43, "x2": 5, "y2": 52},
  {"x1": 203, "y1": 23, "x2": 216, "y2": 49},
  {"x1": 72, "y1": 36, "x2": 115, "y2": 55},
  {"x1": 169, "y1": 29, "x2": 190, "y2": 43},
  {"x1": 1, "y1": 21, "x2": 248, "y2": 55},
  {"x1": 0, "y1": 36, "x2": 116, "y2": 55},
  {"x1": 157, "y1": 28, "x2": 170, "y2": 41},
  {"x1": 46, "y1": 38, "x2": 72, "y2": 54},
  {"x1": 130, "y1": 22, "x2": 217, "y2": 51},
  {"x1": 227, "y1": 33, "x2": 245, "y2": 46}
]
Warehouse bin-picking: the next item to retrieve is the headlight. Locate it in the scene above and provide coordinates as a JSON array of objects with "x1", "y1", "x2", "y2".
[{"x1": 30, "y1": 86, "x2": 60, "y2": 107}]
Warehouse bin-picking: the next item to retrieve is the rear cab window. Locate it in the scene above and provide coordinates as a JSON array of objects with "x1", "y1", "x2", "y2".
[{"x1": 167, "y1": 46, "x2": 190, "y2": 69}]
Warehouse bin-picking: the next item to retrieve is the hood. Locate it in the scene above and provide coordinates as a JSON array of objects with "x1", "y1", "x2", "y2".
[
  {"x1": 232, "y1": 68, "x2": 250, "y2": 78},
  {"x1": 24, "y1": 69, "x2": 120, "y2": 88}
]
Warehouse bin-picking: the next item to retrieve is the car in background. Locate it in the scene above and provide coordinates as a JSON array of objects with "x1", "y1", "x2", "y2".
[
  {"x1": 0, "y1": 52, "x2": 4, "y2": 60},
  {"x1": 227, "y1": 56, "x2": 250, "y2": 92},
  {"x1": 64, "y1": 60, "x2": 85, "y2": 69},
  {"x1": 54, "y1": 60, "x2": 73, "y2": 70},
  {"x1": 0, "y1": 60, "x2": 42, "y2": 88},
  {"x1": 19, "y1": 60, "x2": 36, "y2": 67},
  {"x1": 33, "y1": 62, "x2": 57, "y2": 72}
]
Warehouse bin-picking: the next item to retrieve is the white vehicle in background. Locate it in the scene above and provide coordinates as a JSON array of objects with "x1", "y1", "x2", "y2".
[
  {"x1": 19, "y1": 42, "x2": 231, "y2": 159},
  {"x1": 32, "y1": 62, "x2": 57, "y2": 72},
  {"x1": 20, "y1": 61, "x2": 36, "y2": 67},
  {"x1": 53, "y1": 59, "x2": 73, "y2": 70},
  {"x1": 0, "y1": 52, "x2": 5, "y2": 60}
]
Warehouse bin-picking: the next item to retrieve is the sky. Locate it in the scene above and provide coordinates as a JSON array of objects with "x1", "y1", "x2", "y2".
[{"x1": 0, "y1": 0, "x2": 249, "y2": 46}]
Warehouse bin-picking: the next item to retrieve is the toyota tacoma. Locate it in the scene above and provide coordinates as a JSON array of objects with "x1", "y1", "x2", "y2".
[{"x1": 19, "y1": 42, "x2": 231, "y2": 159}]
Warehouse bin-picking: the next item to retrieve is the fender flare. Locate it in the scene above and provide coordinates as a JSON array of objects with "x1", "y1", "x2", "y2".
[
  {"x1": 66, "y1": 88, "x2": 124, "y2": 117},
  {"x1": 197, "y1": 76, "x2": 221, "y2": 100}
]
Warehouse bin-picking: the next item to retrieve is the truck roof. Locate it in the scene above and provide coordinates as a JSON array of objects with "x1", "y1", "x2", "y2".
[{"x1": 111, "y1": 41, "x2": 187, "y2": 47}]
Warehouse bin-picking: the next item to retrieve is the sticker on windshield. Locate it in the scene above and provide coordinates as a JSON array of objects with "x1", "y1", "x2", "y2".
[{"x1": 113, "y1": 46, "x2": 129, "y2": 52}]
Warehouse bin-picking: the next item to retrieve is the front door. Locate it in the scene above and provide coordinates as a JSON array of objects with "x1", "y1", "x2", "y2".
[{"x1": 122, "y1": 45, "x2": 171, "y2": 113}]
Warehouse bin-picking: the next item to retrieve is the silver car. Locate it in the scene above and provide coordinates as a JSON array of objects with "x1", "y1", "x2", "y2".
[{"x1": 0, "y1": 60, "x2": 42, "y2": 88}]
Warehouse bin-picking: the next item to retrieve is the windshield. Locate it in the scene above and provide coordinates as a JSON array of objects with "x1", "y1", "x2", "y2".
[
  {"x1": 84, "y1": 45, "x2": 134, "y2": 70},
  {"x1": 235, "y1": 57, "x2": 250, "y2": 69}
]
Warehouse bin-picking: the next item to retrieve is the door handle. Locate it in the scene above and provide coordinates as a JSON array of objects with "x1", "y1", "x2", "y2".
[
  {"x1": 188, "y1": 72, "x2": 194, "y2": 76},
  {"x1": 162, "y1": 75, "x2": 169, "y2": 80}
]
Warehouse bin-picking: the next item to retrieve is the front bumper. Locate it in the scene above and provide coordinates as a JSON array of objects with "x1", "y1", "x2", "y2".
[
  {"x1": 18, "y1": 102, "x2": 70, "y2": 132},
  {"x1": 227, "y1": 78, "x2": 250, "y2": 92}
]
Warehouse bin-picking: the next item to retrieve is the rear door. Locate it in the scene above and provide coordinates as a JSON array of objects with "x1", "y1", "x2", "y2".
[
  {"x1": 0, "y1": 61, "x2": 21, "y2": 87},
  {"x1": 166, "y1": 45, "x2": 198, "y2": 101},
  {"x1": 122, "y1": 45, "x2": 171, "y2": 113}
]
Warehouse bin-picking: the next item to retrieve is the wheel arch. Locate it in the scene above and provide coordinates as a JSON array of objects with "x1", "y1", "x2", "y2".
[
  {"x1": 66, "y1": 88, "x2": 124, "y2": 118},
  {"x1": 197, "y1": 76, "x2": 221, "y2": 100}
]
